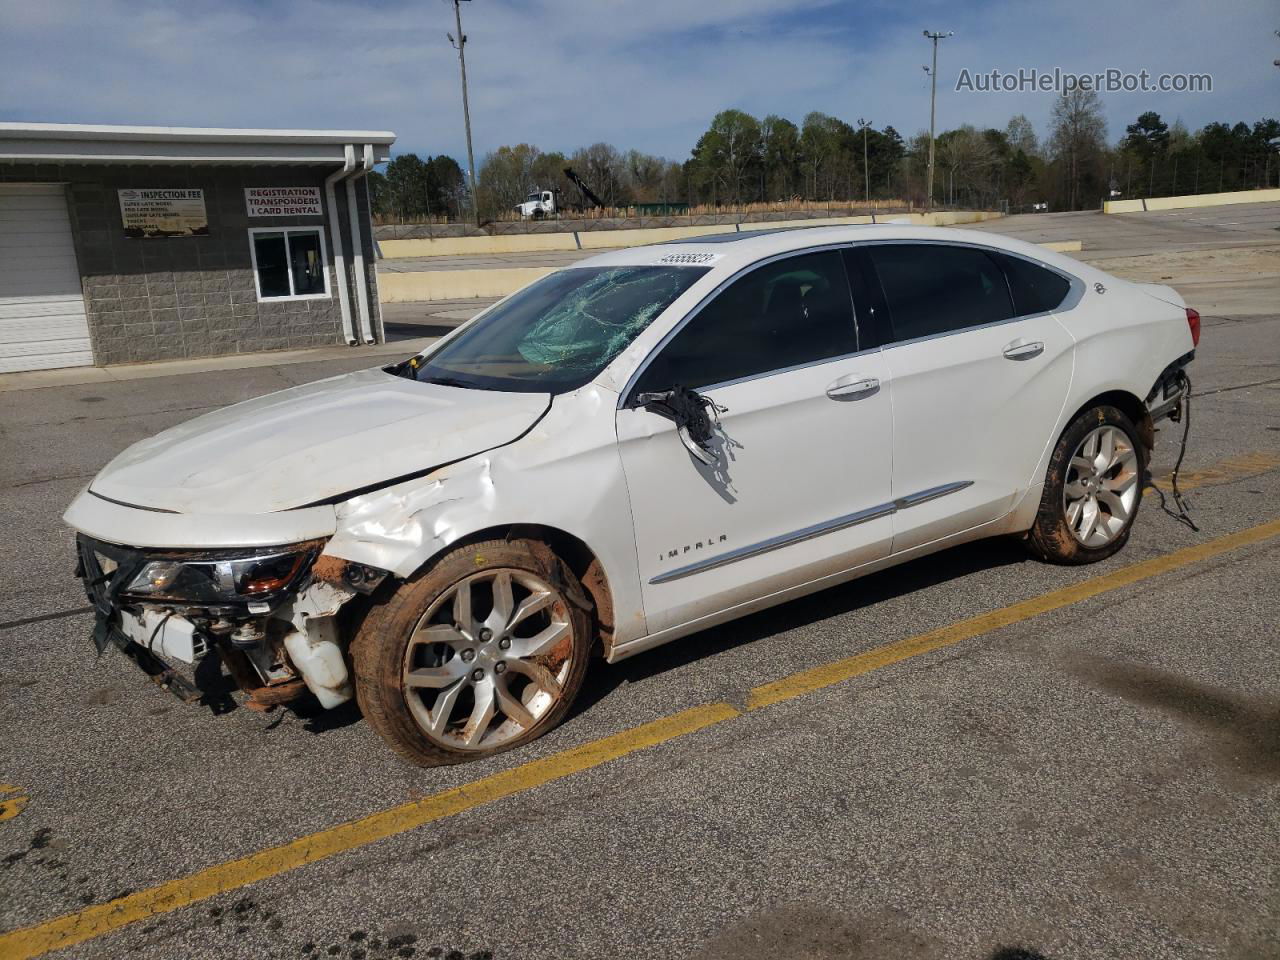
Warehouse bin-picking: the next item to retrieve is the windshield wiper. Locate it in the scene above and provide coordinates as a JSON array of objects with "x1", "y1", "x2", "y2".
[{"x1": 420, "y1": 375, "x2": 474, "y2": 389}]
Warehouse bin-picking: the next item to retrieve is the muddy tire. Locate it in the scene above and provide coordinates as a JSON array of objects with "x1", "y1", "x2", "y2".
[
  {"x1": 351, "y1": 539, "x2": 592, "y2": 767},
  {"x1": 1026, "y1": 404, "x2": 1146, "y2": 565}
]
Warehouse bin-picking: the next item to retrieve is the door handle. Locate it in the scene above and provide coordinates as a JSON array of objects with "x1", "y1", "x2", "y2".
[
  {"x1": 826, "y1": 376, "x2": 880, "y2": 400},
  {"x1": 1002, "y1": 340, "x2": 1044, "y2": 361}
]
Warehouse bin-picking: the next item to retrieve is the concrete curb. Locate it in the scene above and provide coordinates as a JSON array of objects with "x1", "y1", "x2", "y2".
[
  {"x1": 379, "y1": 210, "x2": 1005, "y2": 260},
  {"x1": 1103, "y1": 188, "x2": 1280, "y2": 214},
  {"x1": 378, "y1": 235, "x2": 1080, "y2": 304}
]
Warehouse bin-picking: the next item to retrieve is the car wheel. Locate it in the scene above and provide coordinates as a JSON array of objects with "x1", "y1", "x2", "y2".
[
  {"x1": 352, "y1": 539, "x2": 592, "y2": 766},
  {"x1": 1027, "y1": 404, "x2": 1146, "y2": 565}
]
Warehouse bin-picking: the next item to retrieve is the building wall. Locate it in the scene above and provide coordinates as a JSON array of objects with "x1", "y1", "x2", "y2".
[{"x1": 0, "y1": 163, "x2": 378, "y2": 365}]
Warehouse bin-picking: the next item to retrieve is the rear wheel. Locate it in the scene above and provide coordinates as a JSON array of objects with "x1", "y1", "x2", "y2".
[
  {"x1": 1027, "y1": 405, "x2": 1146, "y2": 564},
  {"x1": 352, "y1": 539, "x2": 592, "y2": 766}
]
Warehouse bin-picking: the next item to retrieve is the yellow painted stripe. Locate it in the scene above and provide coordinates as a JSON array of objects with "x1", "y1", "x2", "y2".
[
  {"x1": 5, "y1": 516, "x2": 1280, "y2": 959},
  {"x1": 1151, "y1": 451, "x2": 1280, "y2": 494},
  {"x1": 0, "y1": 703, "x2": 738, "y2": 960},
  {"x1": 746, "y1": 516, "x2": 1280, "y2": 710},
  {"x1": 0, "y1": 784, "x2": 28, "y2": 823}
]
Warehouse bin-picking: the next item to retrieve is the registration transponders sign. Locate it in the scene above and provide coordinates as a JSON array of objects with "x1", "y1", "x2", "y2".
[{"x1": 245, "y1": 187, "x2": 323, "y2": 217}]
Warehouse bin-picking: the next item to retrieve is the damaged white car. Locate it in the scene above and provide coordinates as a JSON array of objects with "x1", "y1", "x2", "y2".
[{"x1": 65, "y1": 225, "x2": 1198, "y2": 765}]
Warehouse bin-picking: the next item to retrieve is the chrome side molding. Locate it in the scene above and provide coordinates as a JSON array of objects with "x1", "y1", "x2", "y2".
[{"x1": 649, "y1": 480, "x2": 973, "y2": 585}]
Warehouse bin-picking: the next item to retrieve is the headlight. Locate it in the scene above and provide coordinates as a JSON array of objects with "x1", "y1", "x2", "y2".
[{"x1": 123, "y1": 545, "x2": 317, "y2": 604}]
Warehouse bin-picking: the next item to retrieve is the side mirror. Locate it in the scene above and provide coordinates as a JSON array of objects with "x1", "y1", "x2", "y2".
[{"x1": 636, "y1": 386, "x2": 724, "y2": 466}]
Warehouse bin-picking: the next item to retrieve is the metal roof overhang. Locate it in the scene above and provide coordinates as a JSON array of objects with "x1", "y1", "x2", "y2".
[{"x1": 0, "y1": 123, "x2": 396, "y2": 165}]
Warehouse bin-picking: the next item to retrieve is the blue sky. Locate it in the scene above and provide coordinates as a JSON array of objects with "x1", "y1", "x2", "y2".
[{"x1": 2, "y1": 0, "x2": 1275, "y2": 163}]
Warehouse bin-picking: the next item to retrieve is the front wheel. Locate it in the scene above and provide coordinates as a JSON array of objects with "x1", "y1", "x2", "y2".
[
  {"x1": 352, "y1": 540, "x2": 592, "y2": 766},
  {"x1": 1027, "y1": 404, "x2": 1146, "y2": 564}
]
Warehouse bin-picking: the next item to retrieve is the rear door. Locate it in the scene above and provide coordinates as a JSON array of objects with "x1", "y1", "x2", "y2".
[{"x1": 854, "y1": 242, "x2": 1076, "y2": 553}]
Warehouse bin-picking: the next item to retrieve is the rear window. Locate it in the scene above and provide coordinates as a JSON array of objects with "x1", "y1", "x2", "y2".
[{"x1": 995, "y1": 252, "x2": 1072, "y2": 315}]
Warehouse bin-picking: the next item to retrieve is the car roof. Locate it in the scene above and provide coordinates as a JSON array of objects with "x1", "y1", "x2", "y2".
[{"x1": 573, "y1": 223, "x2": 1084, "y2": 278}]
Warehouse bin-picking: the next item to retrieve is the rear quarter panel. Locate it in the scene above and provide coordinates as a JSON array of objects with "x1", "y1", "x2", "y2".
[{"x1": 1006, "y1": 269, "x2": 1194, "y2": 530}]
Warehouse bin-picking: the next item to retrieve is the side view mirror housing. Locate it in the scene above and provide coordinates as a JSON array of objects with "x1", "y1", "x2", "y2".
[{"x1": 635, "y1": 386, "x2": 725, "y2": 466}]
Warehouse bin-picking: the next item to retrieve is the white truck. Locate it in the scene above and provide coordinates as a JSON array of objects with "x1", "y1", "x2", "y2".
[{"x1": 514, "y1": 189, "x2": 558, "y2": 219}]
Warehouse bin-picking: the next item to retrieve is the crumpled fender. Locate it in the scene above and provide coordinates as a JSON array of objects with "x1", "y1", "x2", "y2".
[{"x1": 320, "y1": 384, "x2": 648, "y2": 646}]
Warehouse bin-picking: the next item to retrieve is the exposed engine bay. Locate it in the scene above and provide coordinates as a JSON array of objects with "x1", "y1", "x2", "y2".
[{"x1": 75, "y1": 536, "x2": 388, "y2": 710}]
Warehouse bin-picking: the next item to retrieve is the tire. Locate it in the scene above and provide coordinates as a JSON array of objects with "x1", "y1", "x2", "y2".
[
  {"x1": 1027, "y1": 404, "x2": 1147, "y2": 565},
  {"x1": 351, "y1": 539, "x2": 593, "y2": 767}
]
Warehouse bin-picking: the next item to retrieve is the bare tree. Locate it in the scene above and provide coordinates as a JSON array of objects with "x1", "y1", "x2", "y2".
[
  {"x1": 1005, "y1": 114, "x2": 1039, "y2": 157},
  {"x1": 1049, "y1": 89, "x2": 1108, "y2": 210}
]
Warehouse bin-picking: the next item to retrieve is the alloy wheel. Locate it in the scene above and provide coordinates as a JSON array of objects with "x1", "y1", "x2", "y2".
[
  {"x1": 401, "y1": 568, "x2": 575, "y2": 751},
  {"x1": 1063, "y1": 424, "x2": 1140, "y2": 547}
]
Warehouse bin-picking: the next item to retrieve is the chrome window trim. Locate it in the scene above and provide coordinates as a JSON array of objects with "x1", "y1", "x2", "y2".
[
  {"x1": 619, "y1": 238, "x2": 1084, "y2": 407},
  {"x1": 856, "y1": 238, "x2": 1085, "y2": 347},
  {"x1": 648, "y1": 480, "x2": 973, "y2": 585},
  {"x1": 681, "y1": 344, "x2": 882, "y2": 395},
  {"x1": 618, "y1": 242, "x2": 863, "y2": 409}
]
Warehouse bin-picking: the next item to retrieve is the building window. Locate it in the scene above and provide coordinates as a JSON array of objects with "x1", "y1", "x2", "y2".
[{"x1": 248, "y1": 227, "x2": 329, "y2": 301}]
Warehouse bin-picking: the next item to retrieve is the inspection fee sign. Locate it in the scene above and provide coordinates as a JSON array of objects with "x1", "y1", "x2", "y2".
[{"x1": 245, "y1": 187, "x2": 323, "y2": 217}]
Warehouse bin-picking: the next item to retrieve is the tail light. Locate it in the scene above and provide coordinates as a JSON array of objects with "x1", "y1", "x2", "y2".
[{"x1": 1186, "y1": 307, "x2": 1201, "y2": 347}]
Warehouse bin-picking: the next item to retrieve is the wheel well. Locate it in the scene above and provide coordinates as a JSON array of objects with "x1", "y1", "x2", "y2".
[
  {"x1": 431, "y1": 523, "x2": 616, "y2": 656},
  {"x1": 1065, "y1": 390, "x2": 1154, "y2": 451}
]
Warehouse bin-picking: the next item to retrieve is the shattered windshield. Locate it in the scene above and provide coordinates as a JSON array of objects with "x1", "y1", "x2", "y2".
[{"x1": 410, "y1": 265, "x2": 709, "y2": 393}]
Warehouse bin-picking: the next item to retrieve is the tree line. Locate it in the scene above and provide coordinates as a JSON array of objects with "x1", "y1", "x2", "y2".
[{"x1": 368, "y1": 96, "x2": 1280, "y2": 221}]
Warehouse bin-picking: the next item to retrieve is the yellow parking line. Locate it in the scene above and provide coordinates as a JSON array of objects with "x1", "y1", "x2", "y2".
[
  {"x1": 748, "y1": 516, "x2": 1280, "y2": 710},
  {"x1": 0, "y1": 785, "x2": 29, "y2": 823},
  {"x1": 1151, "y1": 450, "x2": 1280, "y2": 493},
  {"x1": 3, "y1": 516, "x2": 1279, "y2": 960},
  {"x1": 0, "y1": 703, "x2": 738, "y2": 960}
]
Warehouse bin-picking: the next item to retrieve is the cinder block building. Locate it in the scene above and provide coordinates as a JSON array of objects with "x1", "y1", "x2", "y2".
[{"x1": 0, "y1": 124, "x2": 395, "y2": 373}]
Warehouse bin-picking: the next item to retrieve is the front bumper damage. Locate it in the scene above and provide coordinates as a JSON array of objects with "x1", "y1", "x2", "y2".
[{"x1": 74, "y1": 535, "x2": 387, "y2": 711}]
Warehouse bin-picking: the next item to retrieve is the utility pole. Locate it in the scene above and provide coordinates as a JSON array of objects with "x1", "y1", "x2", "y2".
[
  {"x1": 922, "y1": 29, "x2": 952, "y2": 210},
  {"x1": 447, "y1": 0, "x2": 479, "y2": 225},
  {"x1": 857, "y1": 118, "x2": 872, "y2": 206}
]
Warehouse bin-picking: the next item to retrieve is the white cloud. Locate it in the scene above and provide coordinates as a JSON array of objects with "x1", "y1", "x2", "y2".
[{"x1": 0, "y1": 0, "x2": 1273, "y2": 164}]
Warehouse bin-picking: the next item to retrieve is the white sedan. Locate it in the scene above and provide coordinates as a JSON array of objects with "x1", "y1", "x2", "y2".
[{"x1": 65, "y1": 225, "x2": 1198, "y2": 765}]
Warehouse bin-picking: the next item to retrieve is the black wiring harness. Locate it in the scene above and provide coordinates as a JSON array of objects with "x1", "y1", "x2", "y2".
[{"x1": 1161, "y1": 370, "x2": 1199, "y2": 532}]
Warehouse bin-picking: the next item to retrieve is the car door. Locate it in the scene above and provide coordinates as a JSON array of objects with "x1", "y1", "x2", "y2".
[
  {"x1": 853, "y1": 242, "x2": 1076, "y2": 554},
  {"x1": 615, "y1": 248, "x2": 894, "y2": 635}
]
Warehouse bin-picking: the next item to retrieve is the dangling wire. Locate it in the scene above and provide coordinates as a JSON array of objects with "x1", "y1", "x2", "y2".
[
  {"x1": 1164, "y1": 371, "x2": 1199, "y2": 532},
  {"x1": 147, "y1": 612, "x2": 174, "y2": 654}
]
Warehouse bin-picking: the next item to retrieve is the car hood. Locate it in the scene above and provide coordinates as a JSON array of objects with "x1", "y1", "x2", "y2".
[{"x1": 89, "y1": 368, "x2": 549, "y2": 515}]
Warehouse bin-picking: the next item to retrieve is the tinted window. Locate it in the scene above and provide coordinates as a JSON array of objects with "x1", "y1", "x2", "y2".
[
  {"x1": 994, "y1": 252, "x2": 1072, "y2": 315},
  {"x1": 414, "y1": 265, "x2": 707, "y2": 394},
  {"x1": 634, "y1": 250, "x2": 857, "y2": 392},
  {"x1": 252, "y1": 233, "x2": 291, "y2": 298},
  {"x1": 288, "y1": 231, "x2": 325, "y2": 296},
  {"x1": 868, "y1": 244, "x2": 1014, "y2": 342}
]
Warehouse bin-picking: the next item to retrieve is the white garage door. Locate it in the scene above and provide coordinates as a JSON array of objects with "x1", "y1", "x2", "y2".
[{"x1": 0, "y1": 184, "x2": 92, "y2": 373}]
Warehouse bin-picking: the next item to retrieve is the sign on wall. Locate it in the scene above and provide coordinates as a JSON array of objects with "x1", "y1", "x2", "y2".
[
  {"x1": 245, "y1": 186, "x2": 323, "y2": 218},
  {"x1": 118, "y1": 188, "x2": 208, "y2": 238}
]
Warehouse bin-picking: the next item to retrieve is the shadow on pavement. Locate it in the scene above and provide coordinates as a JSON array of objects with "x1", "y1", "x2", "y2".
[{"x1": 573, "y1": 535, "x2": 1032, "y2": 719}]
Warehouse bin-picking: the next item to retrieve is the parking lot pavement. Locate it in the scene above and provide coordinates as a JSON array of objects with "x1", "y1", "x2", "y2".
[
  {"x1": 965, "y1": 201, "x2": 1280, "y2": 259},
  {"x1": 374, "y1": 203, "x2": 1280, "y2": 319},
  {"x1": 2, "y1": 241, "x2": 1279, "y2": 959}
]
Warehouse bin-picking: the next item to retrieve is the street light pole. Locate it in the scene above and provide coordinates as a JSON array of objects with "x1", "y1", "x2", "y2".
[
  {"x1": 448, "y1": 0, "x2": 479, "y2": 225},
  {"x1": 922, "y1": 29, "x2": 952, "y2": 210},
  {"x1": 857, "y1": 118, "x2": 871, "y2": 206}
]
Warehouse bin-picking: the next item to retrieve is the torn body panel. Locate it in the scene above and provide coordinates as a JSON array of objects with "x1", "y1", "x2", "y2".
[{"x1": 322, "y1": 384, "x2": 648, "y2": 648}]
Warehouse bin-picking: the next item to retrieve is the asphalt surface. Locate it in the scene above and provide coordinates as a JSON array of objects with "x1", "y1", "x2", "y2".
[{"x1": 1, "y1": 206, "x2": 1279, "y2": 960}]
